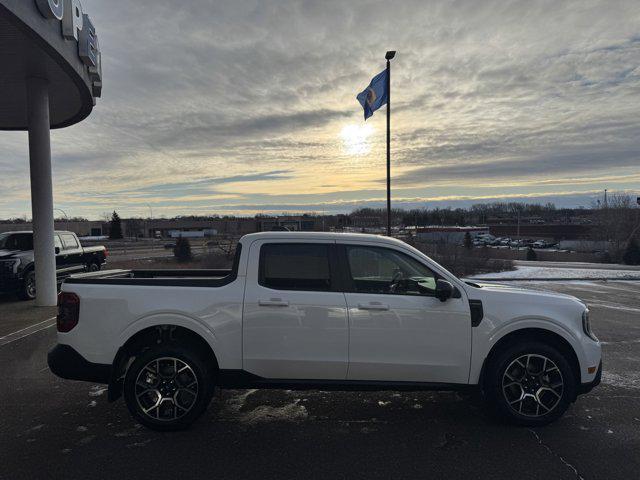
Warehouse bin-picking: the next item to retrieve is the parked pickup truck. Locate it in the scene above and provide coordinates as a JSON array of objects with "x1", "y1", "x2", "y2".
[
  {"x1": 0, "y1": 230, "x2": 107, "y2": 300},
  {"x1": 48, "y1": 232, "x2": 601, "y2": 431}
]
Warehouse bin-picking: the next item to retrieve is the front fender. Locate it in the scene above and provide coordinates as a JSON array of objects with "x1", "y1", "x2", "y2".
[{"x1": 469, "y1": 315, "x2": 585, "y2": 385}]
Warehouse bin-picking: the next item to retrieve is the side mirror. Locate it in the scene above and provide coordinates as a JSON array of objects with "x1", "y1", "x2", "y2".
[
  {"x1": 55, "y1": 247, "x2": 60, "y2": 254},
  {"x1": 435, "y1": 279, "x2": 454, "y2": 302}
]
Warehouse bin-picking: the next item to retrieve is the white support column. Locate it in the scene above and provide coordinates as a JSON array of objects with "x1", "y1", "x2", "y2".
[{"x1": 27, "y1": 77, "x2": 57, "y2": 306}]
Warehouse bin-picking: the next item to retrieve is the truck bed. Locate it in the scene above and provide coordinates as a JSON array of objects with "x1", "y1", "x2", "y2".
[{"x1": 65, "y1": 268, "x2": 235, "y2": 287}]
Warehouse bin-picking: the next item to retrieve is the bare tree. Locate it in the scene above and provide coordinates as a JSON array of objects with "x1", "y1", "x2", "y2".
[{"x1": 591, "y1": 193, "x2": 639, "y2": 261}]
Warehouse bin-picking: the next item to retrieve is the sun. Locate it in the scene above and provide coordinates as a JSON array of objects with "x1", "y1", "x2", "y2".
[{"x1": 340, "y1": 124, "x2": 374, "y2": 155}]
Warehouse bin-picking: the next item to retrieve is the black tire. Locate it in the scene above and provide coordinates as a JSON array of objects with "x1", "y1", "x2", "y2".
[
  {"x1": 485, "y1": 341, "x2": 576, "y2": 426},
  {"x1": 17, "y1": 270, "x2": 36, "y2": 301},
  {"x1": 87, "y1": 261, "x2": 101, "y2": 272},
  {"x1": 123, "y1": 344, "x2": 214, "y2": 431}
]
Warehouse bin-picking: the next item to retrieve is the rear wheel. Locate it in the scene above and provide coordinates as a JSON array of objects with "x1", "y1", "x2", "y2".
[
  {"x1": 87, "y1": 261, "x2": 101, "y2": 272},
  {"x1": 123, "y1": 344, "x2": 214, "y2": 431},
  {"x1": 485, "y1": 342, "x2": 576, "y2": 426},
  {"x1": 18, "y1": 270, "x2": 36, "y2": 300}
]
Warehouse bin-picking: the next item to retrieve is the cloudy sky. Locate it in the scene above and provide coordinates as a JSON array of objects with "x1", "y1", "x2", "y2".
[{"x1": 1, "y1": 0, "x2": 639, "y2": 219}]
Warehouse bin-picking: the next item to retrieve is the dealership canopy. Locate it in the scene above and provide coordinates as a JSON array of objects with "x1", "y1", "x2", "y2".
[{"x1": 0, "y1": 0, "x2": 102, "y2": 305}]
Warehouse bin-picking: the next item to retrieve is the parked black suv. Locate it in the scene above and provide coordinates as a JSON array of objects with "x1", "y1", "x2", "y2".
[{"x1": 0, "y1": 231, "x2": 107, "y2": 300}]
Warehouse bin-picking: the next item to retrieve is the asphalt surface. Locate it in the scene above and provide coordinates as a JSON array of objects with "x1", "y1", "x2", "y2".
[{"x1": 1, "y1": 281, "x2": 639, "y2": 480}]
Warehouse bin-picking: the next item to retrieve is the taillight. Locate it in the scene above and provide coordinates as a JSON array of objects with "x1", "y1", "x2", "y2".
[
  {"x1": 57, "y1": 292, "x2": 80, "y2": 332},
  {"x1": 104, "y1": 248, "x2": 108, "y2": 258}
]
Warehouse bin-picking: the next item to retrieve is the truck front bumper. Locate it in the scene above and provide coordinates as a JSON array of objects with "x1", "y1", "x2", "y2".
[
  {"x1": 0, "y1": 273, "x2": 22, "y2": 294},
  {"x1": 48, "y1": 344, "x2": 111, "y2": 384},
  {"x1": 579, "y1": 360, "x2": 602, "y2": 395}
]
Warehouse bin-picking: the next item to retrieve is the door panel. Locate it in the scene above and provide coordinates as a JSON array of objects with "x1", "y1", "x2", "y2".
[
  {"x1": 242, "y1": 240, "x2": 348, "y2": 380},
  {"x1": 340, "y1": 242, "x2": 472, "y2": 384},
  {"x1": 345, "y1": 292, "x2": 471, "y2": 383}
]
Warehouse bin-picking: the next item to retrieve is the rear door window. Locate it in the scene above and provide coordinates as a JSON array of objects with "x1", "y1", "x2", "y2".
[
  {"x1": 60, "y1": 234, "x2": 79, "y2": 250},
  {"x1": 259, "y1": 243, "x2": 332, "y2": 291}
]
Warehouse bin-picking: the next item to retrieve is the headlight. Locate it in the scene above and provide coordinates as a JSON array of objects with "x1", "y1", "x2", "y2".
[
  {"x1": 0, "y1": 259, "x2": 20, "y2": 274},
  {"x1": 582, "y1": 308, "x2": 598, "y2": 341}
]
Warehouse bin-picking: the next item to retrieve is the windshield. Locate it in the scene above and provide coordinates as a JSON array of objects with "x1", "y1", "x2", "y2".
[{"x1": 0, "y1": 233, "x2": 33, "y2": 251}]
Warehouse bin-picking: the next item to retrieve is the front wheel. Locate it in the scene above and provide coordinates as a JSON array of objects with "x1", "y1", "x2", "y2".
[
  {"x1": 18, "y1": 271, "x2": 36, "y2": 300},
  {"x1": 485, "y1": 342, "x2": 576, "y2": 426},
  {"x1": 123, "y1": 344, "x2": 214, "y2": 431}
]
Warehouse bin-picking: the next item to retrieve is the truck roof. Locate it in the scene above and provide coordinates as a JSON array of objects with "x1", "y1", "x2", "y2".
[
  {"x1": 0, "y1": 230, "x2": 74, "y2": 235},
  {"x1": 240, "y1": 231, "x2": 409, "y2": 247}
]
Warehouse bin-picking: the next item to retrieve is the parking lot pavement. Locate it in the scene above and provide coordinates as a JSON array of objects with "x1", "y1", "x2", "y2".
[
  {"x1": 1, "y1": 281, "x2": 639, "y2": 480},
  {"x1": 0, "y1": 294, "x2": 56, "y2": 338}
]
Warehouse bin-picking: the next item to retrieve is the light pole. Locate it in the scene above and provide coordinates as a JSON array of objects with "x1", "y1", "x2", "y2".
[
  {"x1": 54, "y1": 208, "x2": 69, "y2": 231},
  {"x1": 145, "y1": 203, "x2": 153, "y2": 244}
]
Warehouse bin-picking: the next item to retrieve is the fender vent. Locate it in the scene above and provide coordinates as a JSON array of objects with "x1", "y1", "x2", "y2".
[{"x1": 469, "y1": 299, "x2": 484, "y2": 327}]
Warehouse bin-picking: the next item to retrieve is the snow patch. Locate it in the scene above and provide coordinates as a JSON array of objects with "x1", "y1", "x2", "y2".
[
  {"x1": 602, "y1": 371, "x2": 640, "y2": 390},
  {"x1": 127, "y1": 439, "x2": 152, "y2": 448},
  {"x1": 240, "y1": 401, "x2": 308, "y2": 425},
  {"x1": 471, "y1": 266, "x2": 640, "y2": 280},
  {"x1": 226, "y1": 389, "x2": 258, "y2": 413},
  {"x1": 115, "y1": 425, "x2": 142, "y2": 437},
  {"x1": 77, "y1": 435, "x2": 96, "y2": 446},
  {"x1": 89, "y1": 386, "x2": 107, "y2": 397}
]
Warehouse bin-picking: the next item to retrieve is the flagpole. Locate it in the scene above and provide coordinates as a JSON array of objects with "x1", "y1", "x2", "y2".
[{"x1": 385, "y1": 51, "x2": 395, "y2": 237}]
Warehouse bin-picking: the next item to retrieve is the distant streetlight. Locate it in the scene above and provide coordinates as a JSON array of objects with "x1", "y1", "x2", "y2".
[
  {"x1": 145, "y1": 204, "x2": 153, "y2": 240},
  {"x1": 54, "y1": 207, "x2": 69, "y2": 231}
]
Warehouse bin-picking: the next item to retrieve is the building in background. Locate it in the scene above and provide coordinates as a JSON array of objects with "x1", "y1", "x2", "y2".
[{"x1": 415, "y1": 226, "x2": 489, "y2": 244}]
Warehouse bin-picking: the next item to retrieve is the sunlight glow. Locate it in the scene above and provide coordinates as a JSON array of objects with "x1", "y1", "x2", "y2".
[{"x1": 340, "y1": 124, "x2": 374, "y2": 155}]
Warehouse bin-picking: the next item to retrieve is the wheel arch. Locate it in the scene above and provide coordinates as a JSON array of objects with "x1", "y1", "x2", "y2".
[
  {"x1": 478, "y1": 327, "x2": 581, "y2": 399},
  {"x1": 21, "y1": 261, "x2": 35, "y2": 274},
  {"x1": 108, "y1": 323, "x2": 219, "y2": 402}
]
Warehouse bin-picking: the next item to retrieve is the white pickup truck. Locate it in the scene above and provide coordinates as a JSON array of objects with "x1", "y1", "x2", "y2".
[{"x1": 48, "y1": 232, "x2": 601, "y2": 430}]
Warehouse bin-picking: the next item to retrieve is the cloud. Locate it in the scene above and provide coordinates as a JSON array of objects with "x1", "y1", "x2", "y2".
[{"x1": 0, "y1": 0, "x2": 639, "y2": 218}]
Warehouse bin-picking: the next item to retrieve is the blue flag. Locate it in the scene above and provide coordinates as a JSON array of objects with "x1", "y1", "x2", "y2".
[{"x1": 356, "y1": 69, "x2": 388, "y2": 120}]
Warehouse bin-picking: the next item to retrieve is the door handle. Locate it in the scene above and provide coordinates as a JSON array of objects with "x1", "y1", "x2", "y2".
[
  {"x1": 259, "y1": 298, "x2": 289, "y2": 307},
  {"x1": 357, "y1": 303, "x2": 390, "y2": 311}
]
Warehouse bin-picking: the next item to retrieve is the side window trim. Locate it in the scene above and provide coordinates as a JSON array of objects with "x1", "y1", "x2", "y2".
[
  {"x1": 337, "y1": 243, "x2": 439, "y2": 297},
  {"x1": 258, "y1": 242, "x2": 338, "y2": 293}
]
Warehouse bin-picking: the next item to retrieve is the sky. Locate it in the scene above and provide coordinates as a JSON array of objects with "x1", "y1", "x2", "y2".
[{"x1": 1, "y1": 0, "x2": 639, "y2": 219}]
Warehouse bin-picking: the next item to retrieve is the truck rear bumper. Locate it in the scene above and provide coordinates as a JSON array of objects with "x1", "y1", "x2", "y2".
[{"x1": 48, "y1": 344, "x2": 111, "y2": 384}]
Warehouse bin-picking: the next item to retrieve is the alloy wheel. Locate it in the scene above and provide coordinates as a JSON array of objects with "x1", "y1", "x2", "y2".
[
  {"x1": 502, "y1": 354, "x2": 564, "y2": 417},
  {"x1": 26, "y1": 273, "x2": 36, "y2": 298},
  {"x1": 135, "y1": 357, "x2": 199, "y2": 422}
]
